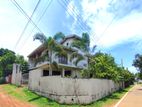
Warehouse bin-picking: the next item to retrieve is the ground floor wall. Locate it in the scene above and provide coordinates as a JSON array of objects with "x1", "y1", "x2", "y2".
[{"x1": 28, "y1": 69, "x2": 124, "y2": 104}]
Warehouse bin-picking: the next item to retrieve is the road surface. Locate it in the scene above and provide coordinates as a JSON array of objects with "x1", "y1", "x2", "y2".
[
  {"x1": 115, "y1": 84, "x2": 142, "y2": 107},
  {"x1": 0, "y1": 85, "x2": 34, "y2": 107}
]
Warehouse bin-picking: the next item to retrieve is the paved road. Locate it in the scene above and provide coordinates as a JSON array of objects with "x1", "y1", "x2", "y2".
[
  {"x1": 116, "y1": 84, "x2": 142, "y2": 107},
  {"x1": 0, "y1": 85, "x2": 34, "y2": 107}
]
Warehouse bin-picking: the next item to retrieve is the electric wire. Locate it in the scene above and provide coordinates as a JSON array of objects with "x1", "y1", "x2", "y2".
[
  {"x1": 19, "y1": 0, "x2": 53, "y2": 51},
  {"x1": 12, "y1": 0, "x2": 41, "y2": 50}
]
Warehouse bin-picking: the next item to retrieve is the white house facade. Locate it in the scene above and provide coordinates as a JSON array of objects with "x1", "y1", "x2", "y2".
[{"x1": 28, "y1": 34, "x2": 88, "y2": 78}]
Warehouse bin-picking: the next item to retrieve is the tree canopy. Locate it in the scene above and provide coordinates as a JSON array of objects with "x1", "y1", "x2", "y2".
[
  {"x1": 81, "y1": 52, "x2": 134, "y2": 84},
  {"x1": 0, "y1": 48, "x2": 28, "y2": 77},
  {"x1": 133, "y1": 54, "x2": 142, "y2": 73}
]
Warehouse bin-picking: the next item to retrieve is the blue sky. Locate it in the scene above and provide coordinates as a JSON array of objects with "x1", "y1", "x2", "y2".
[{"x1": 0, "y1": 0, "x2": 142, "y2": 73}]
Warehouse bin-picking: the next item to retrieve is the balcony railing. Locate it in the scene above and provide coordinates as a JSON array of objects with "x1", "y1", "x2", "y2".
[{"x1": 58, "y1": 56, "x2": 68, "y2": 64}]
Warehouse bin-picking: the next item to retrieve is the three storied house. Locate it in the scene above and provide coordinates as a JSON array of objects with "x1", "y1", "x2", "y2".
[{"x1": 28, "y1": 34, "x2": 88, "y2": 81}]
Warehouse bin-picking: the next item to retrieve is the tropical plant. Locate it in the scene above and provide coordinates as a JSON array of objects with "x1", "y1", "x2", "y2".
[
  {"x1": 81, "y1": 52, "x2": 135, "y2": 85},
  {"x1": 33, "y1": 32, "x2": 67, "y2": 75},
  {"x1": 15, "y1": 55, "x2": 28, "y2": 74},
  {"x1": 53, "y1": 32, "x2": 65, "y2": 43},
  {"x1": 70, "y1": 32, "x2": 96, "y2": 67}
]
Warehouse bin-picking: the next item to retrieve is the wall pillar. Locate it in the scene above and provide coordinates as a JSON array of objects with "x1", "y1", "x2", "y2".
[
  {"x1": 62, "y1": 68, "x2": 65, "y2": 77},
  {"x1": 49, "y1": 67, "x2": 52, "y2": 76}
]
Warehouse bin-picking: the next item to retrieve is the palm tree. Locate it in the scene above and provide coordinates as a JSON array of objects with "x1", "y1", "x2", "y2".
[
  {"x1": 70, "y1": 33, "x2": 96, "y2": 67},
  {"x1": 33, "y1": 32, "x2": 67, "y2": 76},
  {"x1": 53, "y1": 32, "x2": 65, "y2": 43}
]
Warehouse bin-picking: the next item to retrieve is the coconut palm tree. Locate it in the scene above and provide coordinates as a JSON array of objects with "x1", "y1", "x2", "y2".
[
  {"x1": 33, "y1": 32, "x2": 67, "y2": 76},
  {"x1": 53, "y1": 32, "x2": 65, "y2": 43},
  {"x1": 70, "y1": 33, "x2": 96, "y2": 66}
]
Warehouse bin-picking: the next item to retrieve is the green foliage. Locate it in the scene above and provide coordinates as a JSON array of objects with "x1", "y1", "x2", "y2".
[
  {"x1": 71, "y1": 33, "x2": 96, "y2": 66},
  {"x1": 33, "y1": 33, "x2": 47, "y2": 44},
  {"x1": 72, "y1": 33, "x2": 90, "y2": 52},
  {"x1": 15, "y1": 55, "x2": 29, "y2": 74},
  {"x1": 0, "y1": 48, "x2": 28, "y2": 77},
  {"x1": 33, "y1": 32, "x2": 67, "y2": 71},
  {"x1": 53, "y1": 32, "x2": 65, "y2": 43},
  {"x1": 135, "y1": 72, "x2": 142, "y2": 80},
  {"x1": 133, "y1": 54, "x2": 142, "y2": 73},
  {"x1": 70, "y1": 52, "x2": 84, "y2": 66},
  {"x1": 0, "y1": 48, "x2": 16, "y2": 76},
  {"x1": 81, "y1": 52, "x2": 134, "y2": 84}
]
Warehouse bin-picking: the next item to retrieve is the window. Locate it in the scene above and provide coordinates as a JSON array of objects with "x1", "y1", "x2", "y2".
[
  {"x1": 58, "y1": 55, "x2": 68, "y2": 64},
  {"x1": 52, "y1": 71, "x2": 61, "y2": 76},
  {"x1": 66, "y1": 43, "x2": 69, "y2": 46},
  {"x1": 43, "y1": 70, "x2": 49, "y2": 76},
  {"x1": 65, "y1": 70, "x2": 71, "y2": 77}
]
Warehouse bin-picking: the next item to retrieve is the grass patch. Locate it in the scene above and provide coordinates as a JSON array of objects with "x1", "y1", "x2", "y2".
[{"x1": 1, "y1": 84, "x2": 133, "y2": 107}]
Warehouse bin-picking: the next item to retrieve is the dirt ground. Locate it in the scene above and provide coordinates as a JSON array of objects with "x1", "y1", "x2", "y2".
[
  {"x1": 0, "y1": 85, "x2": 34, "y2": 107},
  {"x1": 116, "y1": 84, "x2": 142, "y2": 107}
]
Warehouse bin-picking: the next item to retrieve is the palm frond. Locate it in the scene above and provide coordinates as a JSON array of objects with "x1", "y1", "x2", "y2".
[
  {"x1": 91, "y1": 45, "x2": 97, "y2": 53},
  {"x1": 55, "y1": 50, "x2": 67, "y2": 58},
  {"x1": 74, "y1": 55, "x2": 84, "y2": 66},
  {"x1": 82, "y1": 33, "x2": 90, "y2": 46},
  {"x1": 71, "y1": 40, "x2": 82, "y2": 49},
  {"x1": 52, "y1": 61, "x2": 59, "y2": 69},
  {"x1": 70, "y1": 52, "x2": 78, "y2": 62},
  {"x1": 53, "y1": 32, "x2": 65, "y2": 42},
  {"x1": 33, "y1": 33, "x2": 47, "y2": 44}
]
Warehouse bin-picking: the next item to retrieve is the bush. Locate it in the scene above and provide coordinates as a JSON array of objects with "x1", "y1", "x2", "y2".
[{"x1": 0, "y1": 77, "x2": 5, "y2": 84}]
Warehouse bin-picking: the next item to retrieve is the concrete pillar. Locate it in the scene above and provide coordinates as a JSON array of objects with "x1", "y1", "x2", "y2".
[
  {"x1": 62, "y1": 68, "x2": 65, "y2": 77},
  {"x1": 49, "y1": 67, "x2": 52, "y2": 76}
]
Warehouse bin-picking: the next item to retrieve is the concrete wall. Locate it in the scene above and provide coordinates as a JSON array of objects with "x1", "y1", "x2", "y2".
[
  {"x1": 29, "y1": 70, "x2": 123, "y2": 104},
  {"x1": 21, "y1": 73, "x2": 29, "y2": 84},
  {"x1": 11, "y1": 64, "x2": 22, "y2": 86},
  {"x1": 28, "y1": 68, "x2": 42, "y2": 91}
]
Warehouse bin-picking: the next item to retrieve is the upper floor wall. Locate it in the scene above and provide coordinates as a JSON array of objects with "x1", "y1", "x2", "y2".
[{"x1": 28, "y1": 35, "x2": 88, "y2": 69}]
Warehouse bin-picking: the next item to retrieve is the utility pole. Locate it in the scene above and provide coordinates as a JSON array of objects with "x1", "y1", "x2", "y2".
[{"x1": 121, "y1": 59, "x2": 123, "y2": 68}]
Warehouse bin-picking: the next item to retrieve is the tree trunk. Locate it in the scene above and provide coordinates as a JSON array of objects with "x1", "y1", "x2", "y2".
[{"x1": 49, "y1": 50, "x2": 52, "y2": 76}]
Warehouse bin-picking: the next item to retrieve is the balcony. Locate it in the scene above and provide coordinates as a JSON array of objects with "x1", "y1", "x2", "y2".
[
  {"x1": 29, "y1": 55, "x2": 49, "y2": 68},
  {"x1": 58, "y1": 56, "x2": 68, "y2": 64}
]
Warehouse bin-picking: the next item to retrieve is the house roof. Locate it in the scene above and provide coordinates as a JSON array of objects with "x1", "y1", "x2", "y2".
[
  {"x1": 60, "y1": 34, "x2": 81, "y2": 44},
  {"x1": 28, "y1": 34, "x2": 81, "y2": 57},
  {"x1": 28, "y1": 44, "x2": 45, "y2": 57}
]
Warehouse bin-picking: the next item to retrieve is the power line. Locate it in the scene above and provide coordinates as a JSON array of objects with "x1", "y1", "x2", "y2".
[
  {"x1": 94, "y1": 0, "x2": 124, "y2": 45},
  {"x1": 63, "y1": 0, "x2": 95, "y2": 40},
  {"x1": 11, "y1": 0, "x2": 43, "y2": 32},
  {"x1": 57, "y1": 0, "x2": 86, "y2": 34},
  {"x1": 96, "y1": 14, "x2": 117, "y2": 43},
  {"x1": 19, "y1": 0, "x2": 53, "y2": 50},
  {"x1": 58, "y1": 0, "x2": 95, "y2": 41},
  {"x1": 12, "y1": 0, "x2": 41, "y2": 50},
  {"x1": 64, "y1": 0, "x2": 89, "y2": 31}
]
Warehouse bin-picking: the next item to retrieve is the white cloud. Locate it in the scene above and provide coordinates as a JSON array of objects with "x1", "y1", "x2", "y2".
[
  {"x1": 66, "y1": 1, "x2": 79, "y2": 33},
  {"x1": 0, "y1": 0, "x2": 41, "y2": 58},
  {"x1": 97, "y1": 12, "x2": 142, "y2": 48},
  {"x1": 128, "y1": 66, "x2": 138, "y2": 74},
  {"x1": 67, "y1": 0, "x2": 142, "y2": 49}
]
